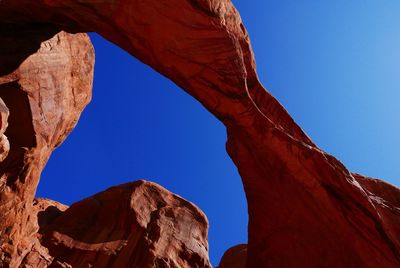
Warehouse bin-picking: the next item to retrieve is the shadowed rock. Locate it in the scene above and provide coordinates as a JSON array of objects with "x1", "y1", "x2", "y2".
[{"x1": 218, "y1": 244, "x2": 247, "y2": 268}]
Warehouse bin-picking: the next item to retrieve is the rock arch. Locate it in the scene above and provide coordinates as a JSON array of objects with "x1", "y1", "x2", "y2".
[{"x1": 1, "y1": 1, "x2": 400, "y2": 267}]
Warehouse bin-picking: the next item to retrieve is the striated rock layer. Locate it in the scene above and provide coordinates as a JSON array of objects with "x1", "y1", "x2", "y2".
[{"x1": 1, "y1": 1, "x2": 400, "y2": 267}]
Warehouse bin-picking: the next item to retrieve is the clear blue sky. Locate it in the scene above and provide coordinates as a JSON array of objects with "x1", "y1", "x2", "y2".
[{"x1": 37, "y1": 1, "x2": 400, "y2": 266}]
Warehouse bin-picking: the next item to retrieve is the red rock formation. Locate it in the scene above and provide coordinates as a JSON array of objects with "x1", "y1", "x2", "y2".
[
  {"x1": 13, "y1": 180, "x2": 211, "y2": 268},
  {"x1": 218, "y1": 244, "x2": 247, "y2": 268},
  {"x1": 20, "y1": 198, "x2": 68, "y2": 267},
  {"x1": 0, "y1": 25, "x2": 211, "y2": 268},
  {"x1": 17, "y1": 180, "x2": 211, "y2": 268},
  {"x1": 0, "y1": 25, "x2": 94, "y2": 266},
  {"x1": 40, "y1": 180, "x2": 211, "y2": 268},
  {"x1": 0, "y1": 98, "x2": 10, "y2": 162},
  {"x1": 1, "y1": 1, "x2": 400, "y2": 267}
]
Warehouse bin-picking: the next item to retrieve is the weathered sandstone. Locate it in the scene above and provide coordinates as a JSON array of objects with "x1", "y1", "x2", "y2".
[
  {"x1": 0, "y1": 25, "x2": 94, "y2": 266},
  {"x1": 40, "y1": 181, "x2": 211, "y2": 268},
  {"x1": 0, "y1": 98, "x2": 10, "y2": 162},
  {"x1": 0, "y1": 23, "x2": 212, "y2": 268},
  {"x1": 0, "y1": 1, "x2": 400, "y2": 267}
]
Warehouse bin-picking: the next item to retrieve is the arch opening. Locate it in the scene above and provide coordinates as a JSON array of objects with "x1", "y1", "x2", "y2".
[{"x1": 36, "y1": 33, "x2": 248, "y2": 266}]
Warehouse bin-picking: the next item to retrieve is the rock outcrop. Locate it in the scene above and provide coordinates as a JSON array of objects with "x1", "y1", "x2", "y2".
[
  {"x1": 218, "y1": 244, "x2": 247, "y2": 268},
  {"x1": 1, "y1": 1, "x2": 400, "y2": 267},
  {"x1": 0, "y1": 24, "x2": 94, "y2": 267},
  {"x1": 0, "y1": 25, "x2": 211, "y2": 268},
  {"x1": 20, "y1": 198, "x2": 68, "y2": 267},
  {"x1": 18, "y1": 181, "x2": 211, "y2": 268},
  {"x1": 40, "y1": 180, "x2": 211, "y2": 268}
]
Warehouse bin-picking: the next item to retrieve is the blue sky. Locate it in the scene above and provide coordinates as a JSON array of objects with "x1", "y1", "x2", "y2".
[{"x1": 37, "y1": 1, "x2": 400, "y2": 266}]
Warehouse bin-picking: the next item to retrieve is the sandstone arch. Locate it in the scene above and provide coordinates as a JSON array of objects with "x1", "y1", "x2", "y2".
[{"x1": 1, "y1": 1, "x2": 400, "y2": 267}]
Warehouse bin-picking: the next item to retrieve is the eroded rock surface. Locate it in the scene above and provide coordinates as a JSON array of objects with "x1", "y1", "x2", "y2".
[
  {"x1": 218, "y1": 244, "x2": 247, "y2": 268},
  {"x1": 40, "y1": 181, "x2": 211, "y2": 268},
  {"x1": 20, "y1": 199, "x2": 68, "y2": 268},
  {"x1": 0, "y1": 98, "x2": 10, "y2": 162},
  {"x1": 0, "y1": 23, "x2": 213, "y2": 268},
  {"x1": 0, "y1": 25, "x2": 94, "y2": 267},
  {"x1": 17, "y1": 181, "x2": 211, "y2": 268},
  {"x1": 1, "y1": 1, "x2": 400, "y2": 267},
  {"x1": 0, "y1": 25, "x2": 212, "y2": 268}
]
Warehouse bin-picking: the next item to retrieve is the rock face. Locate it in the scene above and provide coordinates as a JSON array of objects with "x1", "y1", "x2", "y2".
[
  {"x1": 40, "y1": 181, "x2": 211, "y2": 268},
  {"x1": 0, "y1": 25, "x2": 94, "y2": 266},
  {"x1": 0, "y1": 25, "x2": 211, "y2": 268},
  {"x1": 218, "y1": 244, "x2": 247, "y2": 268},
  {"x1": 19, "y1": 181, "x2": 211, "y2": 268},
  {"x1": 1, "y1": 1, "x2": 400, "y2": 268},
  {"x1": 20, "y1": 198, "x2": 68, "y2": 268},
  {"x1": 0, "y1": 98, "x2": 10, "y2": 162}
]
